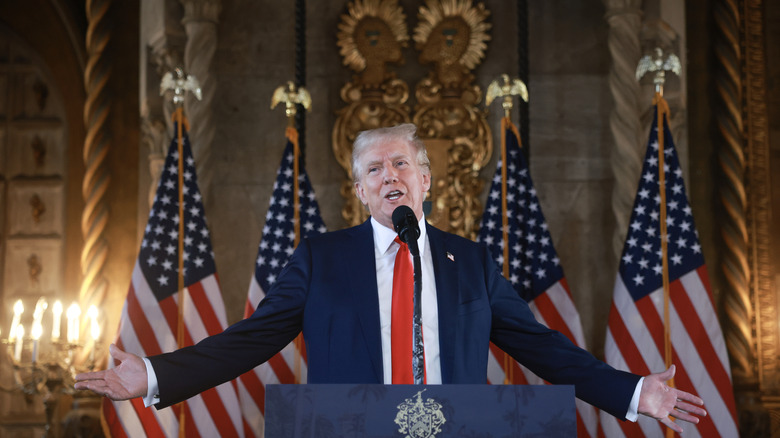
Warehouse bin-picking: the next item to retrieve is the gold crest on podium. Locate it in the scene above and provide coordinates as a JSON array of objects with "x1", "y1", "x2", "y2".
[{"x1": 394, "y1": 389, "x2": 446, "y2": 438}]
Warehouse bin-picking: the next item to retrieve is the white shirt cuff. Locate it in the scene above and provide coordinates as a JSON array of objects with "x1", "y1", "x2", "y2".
[
  {"x1": 142, "y1": 357, "x2": 161, "y2": 407},
  {"x1": 625, "y1": 377, "x2": 644, "y2": 422}
]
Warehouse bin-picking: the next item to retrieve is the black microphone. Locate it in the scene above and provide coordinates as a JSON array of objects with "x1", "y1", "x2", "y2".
[{"x1": 392, "y1": 205, "x2": 421, "y2": 256}]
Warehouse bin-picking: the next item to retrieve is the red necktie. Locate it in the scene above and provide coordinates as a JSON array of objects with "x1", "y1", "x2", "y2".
[{"x1": 391, "y1": 237, "x2": 413, "y2": 384}]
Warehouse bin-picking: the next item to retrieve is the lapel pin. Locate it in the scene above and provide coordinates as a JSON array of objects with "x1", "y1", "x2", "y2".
[{"x1": 446, "y1": 252, "x2": 455, "y2": 262}]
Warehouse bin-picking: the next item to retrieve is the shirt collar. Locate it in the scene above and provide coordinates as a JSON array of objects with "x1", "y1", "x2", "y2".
[{"x1": 371, "y1": 215, "x2": 427, "y2": 254}]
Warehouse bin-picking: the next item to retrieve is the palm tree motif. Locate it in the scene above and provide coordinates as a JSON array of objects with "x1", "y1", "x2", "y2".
[{"x1": 344, "y1": 384, "x2": 388, "y2": 437}]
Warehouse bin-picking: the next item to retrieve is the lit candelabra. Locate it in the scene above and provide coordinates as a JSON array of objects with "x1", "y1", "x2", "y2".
[{"x1": 1, "y1": 297, "x2": 103, "y2": 437}]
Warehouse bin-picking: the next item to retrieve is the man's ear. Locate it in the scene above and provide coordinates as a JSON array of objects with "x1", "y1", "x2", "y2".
[
  {"x1": 354, "y1": 182, "x2": 367, "y2": 205},
  {"x1": 422, "y1": 172, "x2": 431, "y2": 193}
]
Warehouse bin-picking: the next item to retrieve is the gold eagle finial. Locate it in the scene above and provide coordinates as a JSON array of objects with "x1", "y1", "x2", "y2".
[
  {"x1": 271, "y1": 81, "x2": 312, "y2": 123},
  {"x1": 160, "y1": 67, "x2": 202, "y2": 105},
  {"x1": 486, "y1": 74, "x2": 528, "y2": 118},
  {"x1": 636, "y1": 47, "x2": 681, "y2": 94}
]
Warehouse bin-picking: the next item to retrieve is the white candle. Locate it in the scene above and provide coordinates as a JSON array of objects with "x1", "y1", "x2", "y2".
[
  {"x1": 66, "y1": 303, "x2": 81, "y2": 343},
  {"x1": 51, "y1": 300, "x2": 63, "y2": 341},
  {"x1": 88, "y1": 306, "x2": 100, "y2": 363},
  {"x1": 13, "y1": 325, "x2": 24, "y2": 362},
  {"x1": 31, "y1": 321, "x2": 42, "y2": 363},
  {"x1": 88, "y1": 306, "x2": 100, "y2": 341},
  {"x1": 8, "y1": 300, "x2": 23, "y2": 342}
]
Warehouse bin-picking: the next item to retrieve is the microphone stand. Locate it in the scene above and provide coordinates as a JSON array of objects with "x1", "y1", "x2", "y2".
[{"x1": 407, "y1": 238, "x2": 424, "y2": 385}]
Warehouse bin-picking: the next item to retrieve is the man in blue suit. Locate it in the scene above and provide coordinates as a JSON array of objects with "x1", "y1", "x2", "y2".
[{"x1": 76, "y1": 124, "x2": 706, "y2": 433}]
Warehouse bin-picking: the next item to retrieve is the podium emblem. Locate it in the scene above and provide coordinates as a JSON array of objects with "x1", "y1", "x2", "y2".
[{"x1": 394, "y1": 389, "x2": 446, "y2": 438}]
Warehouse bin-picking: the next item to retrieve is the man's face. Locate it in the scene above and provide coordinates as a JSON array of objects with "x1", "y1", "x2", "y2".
[{"x1": 354, "y1": 139, "x2": 431, "y2": 230}]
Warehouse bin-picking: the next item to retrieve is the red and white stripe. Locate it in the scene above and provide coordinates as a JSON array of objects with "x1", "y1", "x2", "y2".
[
  {"x1": 487, "y1": 279, "x2": 599, "y2": 438},
  {"x1": 237, "y1": 277, "x2": 307, "y2": 438},
  {"x1": 601, "y1": 266, "x2": 738, "y2": 437},
  {"x1": 101, "y1": 262, "x2": 244, "y2": 438}
]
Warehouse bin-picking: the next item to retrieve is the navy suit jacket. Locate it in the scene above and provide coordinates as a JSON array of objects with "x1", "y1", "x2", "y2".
[{"x1": 150, "y1": 220, "x2": 640, "y2": 419}]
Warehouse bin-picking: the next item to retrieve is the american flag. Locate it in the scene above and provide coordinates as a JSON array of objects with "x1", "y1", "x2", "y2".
[
  {"x1": 238, "y1": 127, "x2": 326, "y2": 438},
  {"x1": 600, "y1": 102, "x2": 738, "y2": 437},
  {"x1": 477, "y1": 119, "x2": 598, "y2": 437},
  {"x1": 101, "y1": 121, "x2": 243, "y2": 437}
]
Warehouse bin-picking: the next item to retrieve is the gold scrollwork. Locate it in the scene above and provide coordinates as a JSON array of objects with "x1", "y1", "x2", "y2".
[
  {"x1": 412, "y1": 0, "x2": 492, "y2": 239},
  {"x1": 333, "y1": 0, "x2": 412, "y2": 226}
]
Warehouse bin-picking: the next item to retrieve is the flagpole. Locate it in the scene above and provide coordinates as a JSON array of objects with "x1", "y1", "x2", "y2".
[
  {"x1": 271, "y1": 81, "x2": 312, "y2": 384},
  {"x1": 487, "y1": 74, "x2": 528, "y2": 385},
  {"x1": 160, "y1": 68, "x2": 202, "y2": 438},
  {"x1": 636, "y1": 48, "x2": 679, "y2": 437},
  {"x1": 654, "y1": 92, "x2": 672, "y2": 371},
  {"x1": 499, "y1": 116, "x2": 512, "y2": 384},
  {"x1": 288, "y1": 122, "x2": 302, "y2": 384}
]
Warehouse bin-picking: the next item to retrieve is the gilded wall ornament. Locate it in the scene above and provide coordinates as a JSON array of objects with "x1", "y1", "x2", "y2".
[
  {"x1": 411, "y1": 0, "x2": 492, "y2": 239},
  {"x1": 27, "y1": 253, "x2": 42, "y2": 288},
  {"x1": 29, "y1": 194, "x2": 45, "y2": 224},
  {"x1": 333, "y1": 0, "x2": 412, "y2": 226}
]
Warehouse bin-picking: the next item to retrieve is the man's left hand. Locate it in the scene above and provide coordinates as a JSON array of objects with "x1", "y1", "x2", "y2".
[{"x1": 638, "y1": 364, "x2": 707, "y2": 434}]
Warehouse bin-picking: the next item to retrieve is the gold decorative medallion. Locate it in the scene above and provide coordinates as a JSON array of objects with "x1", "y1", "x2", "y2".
[{"x1": 394, "y1": 389, "x2": 446, "y2": 438}]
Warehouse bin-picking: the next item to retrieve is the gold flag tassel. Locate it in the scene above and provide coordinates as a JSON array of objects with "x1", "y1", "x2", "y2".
[
  {"x1": 653, "y1": 83, "x2": 675, "y2": 438},
  {"x1": 271, "y1": 81, "x2": 312, "y2": 384},
  {"x1": 653, "y1": 93, "x2": 676, "y2": 404}
]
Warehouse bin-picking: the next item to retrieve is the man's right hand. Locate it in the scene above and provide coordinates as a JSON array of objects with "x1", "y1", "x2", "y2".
[{"x1": 74, "y1": 344, "x2": 148, "y2": 400}]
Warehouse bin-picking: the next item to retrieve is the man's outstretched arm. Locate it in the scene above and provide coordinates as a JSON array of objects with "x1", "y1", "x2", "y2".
[
  {"x1": 75, "y1": 344, "x2": 148, "y2": 401},
  {"x1": 639, "y1": 365, "x2": 707, "y2": 434}
]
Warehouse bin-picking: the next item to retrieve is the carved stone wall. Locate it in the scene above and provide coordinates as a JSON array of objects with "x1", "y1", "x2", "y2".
[{"x1": 0, "y1": 25, "x2": 68, "y2": 438}]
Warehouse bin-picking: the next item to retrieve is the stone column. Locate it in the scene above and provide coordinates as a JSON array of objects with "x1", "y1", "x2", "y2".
[
  {"x1": 603, "y1": 0, "x2": 645, "y2": 258},
  {"x1": 141, "y1": 0, "x2": 186, "y2": 209},
  {"x1": 180, "y1": 0, "x2": 221, "y2": 202},
  {"x1": 80, "y1": 0, "x2": 113, "y2": 314},
  {"x1": 604, "y1": 0, "x2": 644, "y2": 259}
]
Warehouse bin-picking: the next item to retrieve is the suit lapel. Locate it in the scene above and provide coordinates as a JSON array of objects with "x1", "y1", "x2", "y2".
[
  {"x1": 348, "y1": 220, "x2": 384, "y2": 382},
  {"x1": 426, "y1": 224, "x2": 459, "y2": 383}
]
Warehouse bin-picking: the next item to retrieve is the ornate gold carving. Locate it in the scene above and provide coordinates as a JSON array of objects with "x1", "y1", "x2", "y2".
[
  {"x1": 337, "y1": 0, "x2": 408, "y2": 86},
  {"x1": 413, "y1": 0, "x2": 490, "y2": 88},
  {"x1": 411, "y1": 0, "x2": 492, "y2": 239},
  {"x1": 333, "y1": 0, "x2": 493, "y2": 238},
  {"x1": 333, "y1": 0, "x2": 411, "y2": 226},
  {"x1": 29, "y1": 194, "x2": 46, "y2": 224}
]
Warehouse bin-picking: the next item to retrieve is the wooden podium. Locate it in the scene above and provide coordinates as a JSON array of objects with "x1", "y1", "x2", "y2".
[{"x1": 265, "y1": 384, "x2": 575, "y2": 437}]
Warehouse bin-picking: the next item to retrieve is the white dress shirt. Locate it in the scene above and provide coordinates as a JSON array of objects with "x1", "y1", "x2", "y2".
[{"x1": 371, "y1": 216, "x2": 441, "y2": 384}]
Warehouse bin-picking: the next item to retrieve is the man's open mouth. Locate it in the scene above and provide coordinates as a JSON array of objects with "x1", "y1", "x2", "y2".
[{"x1": 385, "y1": 190, "x2": 403, "y2": 201}]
